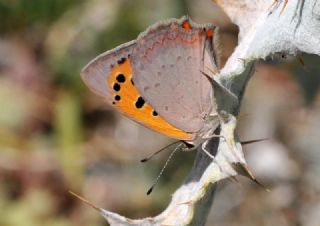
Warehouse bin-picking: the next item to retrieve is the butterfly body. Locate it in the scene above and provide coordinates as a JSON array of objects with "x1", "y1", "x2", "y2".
[{"x1": 81, "y1": 16, "x2": 220, "y2": 146}]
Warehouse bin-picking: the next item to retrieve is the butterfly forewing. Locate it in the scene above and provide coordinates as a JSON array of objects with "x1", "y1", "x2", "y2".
[
  {"x1": 81, "y1": 30, "x2": 194, "y2": 140},
  {"x1": 81, "y1": 41, "x2": 135, "y2": 101}
]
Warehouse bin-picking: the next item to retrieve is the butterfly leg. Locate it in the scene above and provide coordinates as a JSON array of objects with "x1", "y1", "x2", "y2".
[
  {"x1": 203, "y1": 133, "x2": 226, "y2": 141},
  {"x1": 209, "y1": 112, "x2": 218, "y2": 117},
  {"x1": 201, "y1": 140, "x2": 215, "y2": 159}
]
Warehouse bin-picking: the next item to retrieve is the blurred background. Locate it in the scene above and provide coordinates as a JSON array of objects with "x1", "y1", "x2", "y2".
[{"x1": 0, "y1": 0, "x2": 320, "y2": 225}]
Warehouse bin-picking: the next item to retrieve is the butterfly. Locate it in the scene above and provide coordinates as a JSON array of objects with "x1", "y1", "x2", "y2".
[{"x1": 81, "y1": 16, "x2": 221, "y2": 148}]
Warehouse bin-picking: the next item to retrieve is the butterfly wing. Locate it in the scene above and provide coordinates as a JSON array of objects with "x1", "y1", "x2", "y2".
[
  {"x1": 132, "y1": 17, "x2": 219, "y2": 133},
  {"x1": 81, "y1": 41, "x2": 135, "y2": 101},
  {"x1": 81, "y1": 40, "x2": 194, "y2": 140}
]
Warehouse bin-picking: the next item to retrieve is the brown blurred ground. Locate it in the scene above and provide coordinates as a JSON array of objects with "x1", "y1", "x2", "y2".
[{"x1": 0, "y1": 0, "x2": 320, "y2": 226}]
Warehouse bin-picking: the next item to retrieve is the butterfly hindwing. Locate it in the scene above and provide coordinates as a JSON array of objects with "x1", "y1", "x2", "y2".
[{"x1": 132, "y1": 17, "x2": 218, "y2": 133}]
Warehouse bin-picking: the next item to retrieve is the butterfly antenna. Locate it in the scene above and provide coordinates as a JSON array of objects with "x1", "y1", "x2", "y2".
[
  {"x1": 241, "y1": 138, "x2": 268, "y2": 145},
  {"x1": 146, "y1": 143, "x2": 182, "y2": 195},
  {"x1": 140, "y1": 140, "x2": 181, "y2": 162}
]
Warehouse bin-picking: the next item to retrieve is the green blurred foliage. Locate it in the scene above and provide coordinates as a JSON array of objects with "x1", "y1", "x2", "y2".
[{"x1": 0, "y1": 0, "x2": 84, "y2": 32}]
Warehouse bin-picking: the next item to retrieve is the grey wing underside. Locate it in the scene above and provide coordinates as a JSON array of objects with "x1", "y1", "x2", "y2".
[
  {"x1": 81, "y1": 41, "x2": 135, "y2": 102},
  {"x1": 132, "y1": 17, "x2": 218, "y2": 133}
]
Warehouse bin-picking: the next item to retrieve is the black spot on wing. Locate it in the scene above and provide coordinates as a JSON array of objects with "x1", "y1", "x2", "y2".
[
  {"x1": 117, "y1": 57, "x2": 126, "y2": 64},
  {"x1": 135, "y1": 97, "x2": 145, "y2": 109},
  {"x1": 116, "y1": 74, "x2": 126, "y2": 83},
  {"x1": 113, "y1": 83, "x2": 121, "y2": 91}
]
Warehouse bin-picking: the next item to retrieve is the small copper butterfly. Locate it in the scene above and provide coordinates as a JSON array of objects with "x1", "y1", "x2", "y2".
[{"x1": 81, "y1": 16, "x2": 220, "y2": 147}]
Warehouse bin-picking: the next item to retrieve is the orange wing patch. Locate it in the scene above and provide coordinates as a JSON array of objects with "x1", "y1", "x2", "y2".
[
  {"x1": 106, "y1": 58, "x2": 194, "y2": 141},
  {"x1": 206, "y1": 29, "x2": 214, "y2": 38},
  {"x1": 182, "y1": 20, "x2": 192, "y2": 30}
]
